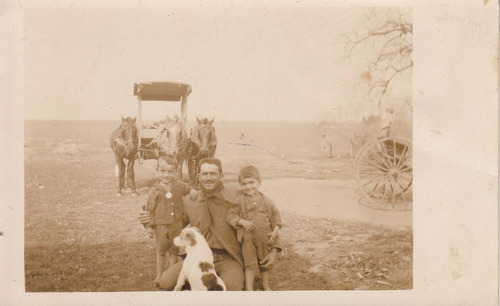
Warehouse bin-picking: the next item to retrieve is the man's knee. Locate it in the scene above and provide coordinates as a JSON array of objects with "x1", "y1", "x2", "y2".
[
  {"x1": 158, "y1": 260, "x2": 183, "y2": 290},
  {"x1": 218, "y1": 261, "x2": 244, "y2": 291},
  {"x1": 223, "y1": 275, "x2": 244, "y2": 291}
]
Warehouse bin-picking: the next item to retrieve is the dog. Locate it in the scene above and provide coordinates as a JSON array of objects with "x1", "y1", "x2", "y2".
[{"x1": 173, "y1": 227, "x2": 226, "y2": 291}]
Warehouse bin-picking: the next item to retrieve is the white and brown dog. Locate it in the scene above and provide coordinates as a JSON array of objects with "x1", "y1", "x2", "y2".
[{"x1": 173, "y1": 227, "x2": 226, "y2": 291}]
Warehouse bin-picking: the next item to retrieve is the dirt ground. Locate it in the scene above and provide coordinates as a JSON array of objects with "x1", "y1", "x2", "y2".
[
  {"x1": 24, "y1": 120, "x2": 412, "y2": 291},
  {"x1": 222, "y1": 178, "x2": 413, "y2": 231}
]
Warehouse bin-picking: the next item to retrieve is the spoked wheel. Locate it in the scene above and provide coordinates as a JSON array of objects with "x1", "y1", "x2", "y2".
[{"x1": 354, "y1": 137, "x2": 413, "y2": 210}]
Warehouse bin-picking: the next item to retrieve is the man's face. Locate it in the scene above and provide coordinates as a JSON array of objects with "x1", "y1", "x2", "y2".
[{"x1": 198, "y1": 163, "x2": 222, "y2": 193}]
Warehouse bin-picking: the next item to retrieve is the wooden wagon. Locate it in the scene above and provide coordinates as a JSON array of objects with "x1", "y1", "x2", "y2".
[
  {"x1": 133, "y1": 81, "x2": 191, "y2": 162},
  {"x1": 352, "y1": 110, "x2": 413, "y2": 211}
]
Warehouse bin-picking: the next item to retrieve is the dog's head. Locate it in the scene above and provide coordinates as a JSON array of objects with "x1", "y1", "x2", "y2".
[{"x1": 173, "y1": 227, "x2": 202, "y2": 251}]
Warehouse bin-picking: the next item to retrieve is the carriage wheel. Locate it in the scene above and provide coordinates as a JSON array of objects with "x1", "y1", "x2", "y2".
[{"x1": 354, "y1": 137, "x2": 412, "y2": 211}]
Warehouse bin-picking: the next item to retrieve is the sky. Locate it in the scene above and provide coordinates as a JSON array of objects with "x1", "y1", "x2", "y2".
[{"x1": 24, "y1": 6, "x2": 411, "y2": 122}]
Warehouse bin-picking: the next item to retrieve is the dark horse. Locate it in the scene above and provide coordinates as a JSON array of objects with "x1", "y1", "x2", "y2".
[
  {"x1": 110, "y1": 116, "x2": 138, "y2": 196},
  {"x1": 150, "y1": 116, "x2": 188, "y2": 180},
  {"x1": 186, "y1": 117, "x2": 217, "y2": 186}
]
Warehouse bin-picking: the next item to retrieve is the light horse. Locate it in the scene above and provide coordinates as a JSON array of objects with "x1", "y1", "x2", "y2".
[
  {"x1": 186, "y1": 117, "x2": 217, "y2": 186},
  {"x1": 110, "y1": 116, "x2": 138, "y2": 196},
  {"x1": 151, "y1": 116, "x2": 188, "y2": 179}
]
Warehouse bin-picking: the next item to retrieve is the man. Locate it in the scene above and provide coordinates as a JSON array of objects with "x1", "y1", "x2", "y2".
[
  {"x1": 138, "y1": 157, "x2": 279, "y2": 290},
  {"x1": 319, "y1": 134, "x2": 334, "y2": 158}
]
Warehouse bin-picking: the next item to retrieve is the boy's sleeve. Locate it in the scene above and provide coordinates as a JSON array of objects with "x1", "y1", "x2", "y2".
[
  {"x1": 266, "y1": 196, "x2": 283, "y2": 229},
  {"x1": 264, "y1": 196, "x2": 283, "y2": 251},
  {"x1": 181, "y1": 201, "x2": 189, "y2": 228},
  {"x1": 271, "y1": 235, "x2": 283, "y2": 252},
  {"x1": 226, "y1": 202, "x2": 242, "y2": 228},
  {"x1": 143, "y1": 188, "x2": 157, "y2": 228}
]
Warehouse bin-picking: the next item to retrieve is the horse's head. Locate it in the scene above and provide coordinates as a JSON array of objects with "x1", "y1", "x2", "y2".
[
  {"x1": 159, "y1": 117, "x2": 185, "y2": 156},
  {"x1": 119, "y1": 116, "x2": 138, "y2": 155},
  {"x1": 195, "y1": 117, "x2": 215, "y2": 154}
]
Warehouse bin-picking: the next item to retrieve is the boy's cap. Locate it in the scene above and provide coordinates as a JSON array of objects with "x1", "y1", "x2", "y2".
[
  {"x1": 238, "y1": 165, "x2": 260, "y2": 182},
  {"x1": 158, "y1": 155, "x2": 178, "y2": 168}
]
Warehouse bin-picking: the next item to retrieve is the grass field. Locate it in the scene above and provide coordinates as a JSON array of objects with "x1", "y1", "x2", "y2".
[
  {"x1": 24, "y1": 120, "x2": 412, "y2": 291},
  {"x1": 25, "y1": 210, "x2": 412, "y2": 291}
]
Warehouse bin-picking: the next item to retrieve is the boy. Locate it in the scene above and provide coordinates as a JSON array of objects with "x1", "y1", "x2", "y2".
[
  {"x1": 226, "y1": 165, "x2": 283, "y2": 291},
  {"x1": 143, "y1": 155, "x2": 197, "y2": 286}
]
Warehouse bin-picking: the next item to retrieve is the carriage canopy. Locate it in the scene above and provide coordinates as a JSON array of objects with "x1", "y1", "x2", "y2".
[
  {"x1": 134, "y1": 81, "x2": 192, "y2": 160},
  {"x1": 133, "y1": 82, "x2": 192, "y2": 101},
  {"x1": 134, "y1": 81, "x2": 191, "y2": 125}
]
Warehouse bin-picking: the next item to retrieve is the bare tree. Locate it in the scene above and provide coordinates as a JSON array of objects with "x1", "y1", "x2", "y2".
[{"x1": 346, "y1": 11, "x2": 413, "y2": 107}]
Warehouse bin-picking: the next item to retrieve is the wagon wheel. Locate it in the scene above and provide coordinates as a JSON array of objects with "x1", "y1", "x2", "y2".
[{"x1": 354, "y1": 137, "x2": 412, "y2": 211}]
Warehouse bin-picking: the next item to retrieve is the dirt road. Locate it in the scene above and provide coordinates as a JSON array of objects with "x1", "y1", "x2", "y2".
[{"x1": 225, "y1": 178, "x2": 413, "y2": 230}]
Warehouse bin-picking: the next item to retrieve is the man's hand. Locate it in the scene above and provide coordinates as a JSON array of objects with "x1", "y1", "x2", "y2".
[
  {"x1": 267, "y1": 230, "x2": 279, "y2": 246},
  {"x1": 189, "y1": 189, "x2": 198, "y2": 200},
  {"x1": 146, "y1": 227, "x2": 155, "y2": 238},
  {"x1": 139, "y1": 211, "x2": 152, "y2": 225},
  {"x1": 260, "y1": 248, "x2": 278, "y2": 269},
  {"x1": 239, "y1": 219, "x2": 255, "y2": 232}
]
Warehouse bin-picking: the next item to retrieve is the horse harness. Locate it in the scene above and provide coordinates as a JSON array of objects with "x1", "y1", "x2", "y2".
[
  {"x1": 150, "y1": 122, "x2": 189, "y2": 154},
  {"x1": 186, "y1": 124, "x2": 216, "y2": 160},
  {"x1": 114, "y1": 124, "x2": 137, "y2": 153}
]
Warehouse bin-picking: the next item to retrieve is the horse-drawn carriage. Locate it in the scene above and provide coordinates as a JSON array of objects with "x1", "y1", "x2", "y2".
[
  {"x1": 133, "y1": 82, "x2": 216, "y2": 186},
  {"x1": 351, "y1": 109, "x2": 413, "y2": 211},
  {"x1": 110, "y1": 82, "x2": 217, "y2": 195},
  {"x1": 133, "y1": 82, "x2": 191, "y2": 162}
]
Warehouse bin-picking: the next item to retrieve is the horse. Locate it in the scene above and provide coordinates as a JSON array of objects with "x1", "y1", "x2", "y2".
[
  {"x1": 186, "y1": 117, "x2": 217, "y2": 186},
  {"x1": 110, "y1": 116, "x2": 138, "y2": 196},
  {"x1": 150, "y1": 115, "x2": 188, "y2": 179}
]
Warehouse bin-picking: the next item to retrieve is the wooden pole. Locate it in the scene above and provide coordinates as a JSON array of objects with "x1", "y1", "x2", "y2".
[
  {"x1": 181, "y1": 94, "x2": 188, "y2": 126},
  {"x1": 137, "y1": 88, "x2": 143, "y2": 150}
]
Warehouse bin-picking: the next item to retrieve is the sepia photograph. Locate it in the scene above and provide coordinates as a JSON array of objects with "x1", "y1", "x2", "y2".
[
  {"x1": 3, "y1": 0, "x2": 497, "y2": 305},
  {"x1": 23, "y1": 5, "x2": 413, "y2": 292}
]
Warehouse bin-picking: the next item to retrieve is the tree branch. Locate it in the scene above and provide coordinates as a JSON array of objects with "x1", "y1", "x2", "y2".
[{"x1": 346, "y1": 12, "x2": 412, "y2": 107}]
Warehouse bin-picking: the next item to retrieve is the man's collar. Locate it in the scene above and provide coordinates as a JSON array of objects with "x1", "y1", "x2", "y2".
[{"x1": 201, "y1": 182, "x2": 223, "y2": 199}]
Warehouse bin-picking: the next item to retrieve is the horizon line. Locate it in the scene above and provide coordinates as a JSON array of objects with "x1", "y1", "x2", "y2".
[{"x1": 23, "y1": 118, "x2": 356, "y2": 123}]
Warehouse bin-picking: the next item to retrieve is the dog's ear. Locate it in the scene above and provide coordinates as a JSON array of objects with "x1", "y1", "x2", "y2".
[{"x1": 185, "y1": 231, "x2": 197, "y2": 247}]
